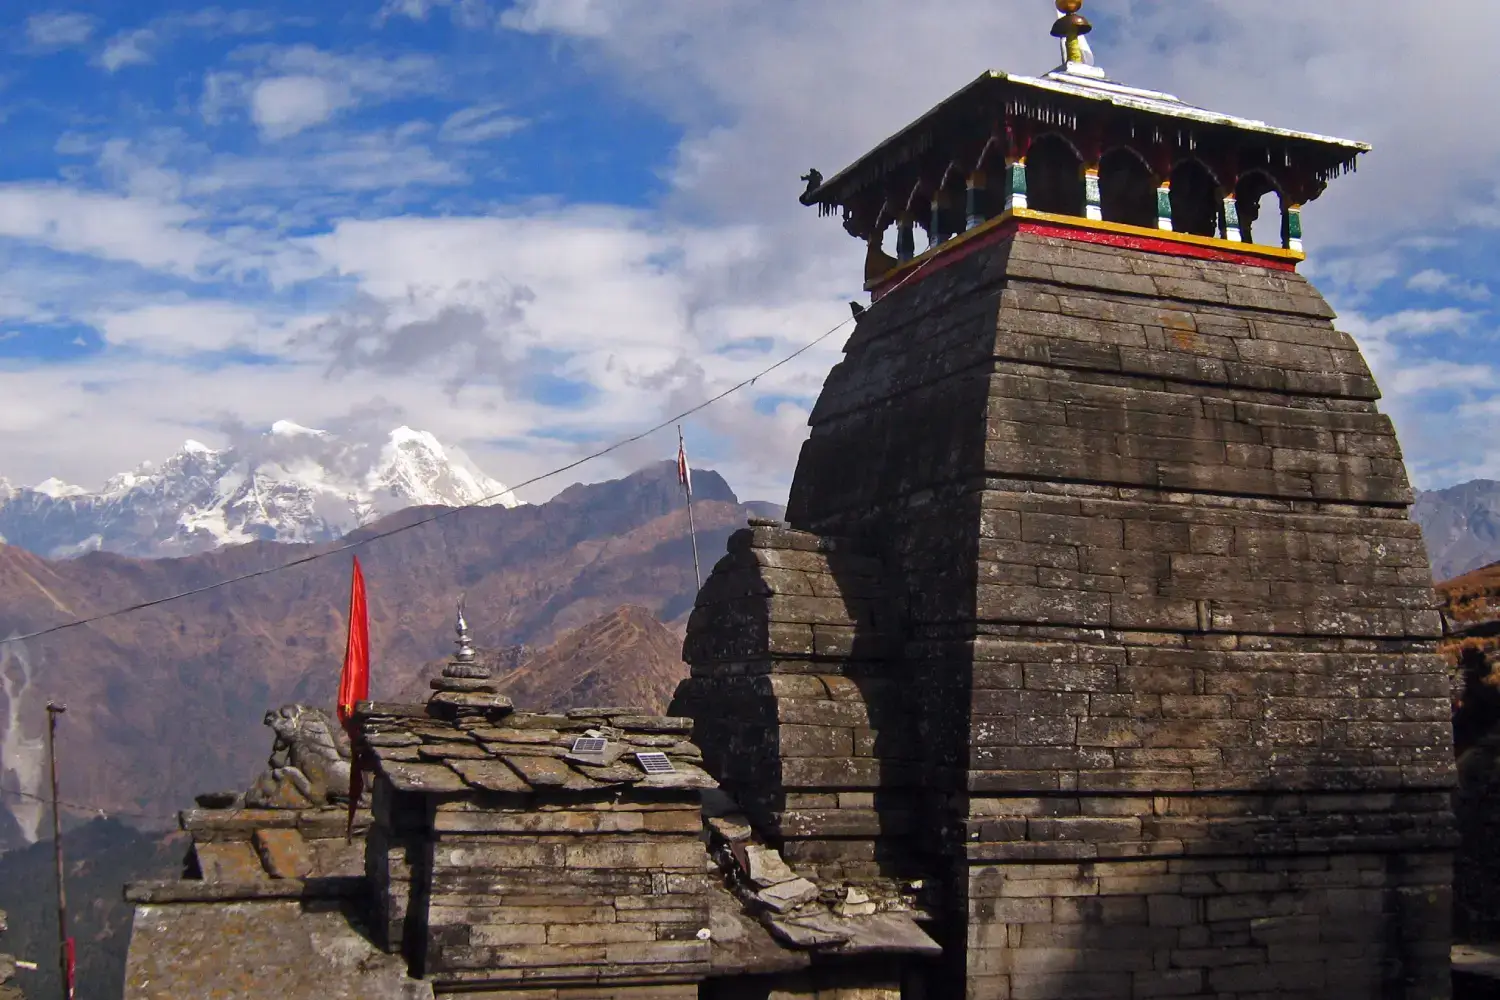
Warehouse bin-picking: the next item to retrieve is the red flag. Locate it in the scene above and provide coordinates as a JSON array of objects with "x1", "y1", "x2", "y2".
[
  {"x1": 676, "y1": 428, "x2": 692, "y2": 498},
  {"x1": 65, "y1": 937, "x2": 75, "y2": 998},
  {"x1": 336, "y1": 557, "x2": 369, "y2": 725},
  {"x1": 337, "y1": 557, "x2": 370, "y2": 842}
]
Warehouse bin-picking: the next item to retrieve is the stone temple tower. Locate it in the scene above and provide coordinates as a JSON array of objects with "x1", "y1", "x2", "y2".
[{"x1": 677, "y1": 3, "x2": 1457, "y2": 998}]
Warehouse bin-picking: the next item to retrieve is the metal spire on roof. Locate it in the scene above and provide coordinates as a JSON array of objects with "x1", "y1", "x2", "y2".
[
  {"x1": 438, "y1": 594, "x2": 491, "y2": 685},
  {"x1": 1051, "y1": 0, "x2": 1104, "y2": 79},
  {"x1": 453, "y1": 595, "x2": 475, "y2": 664}
]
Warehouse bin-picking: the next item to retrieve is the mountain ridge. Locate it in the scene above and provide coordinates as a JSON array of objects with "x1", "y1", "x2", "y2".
[
  {"x1": 0, "y1": 461, "x2": 762, "y2": 846},
  {"x1": 1412, "y1": 479, "x2": 1500, "y2": 583},
  {"x1": 0, "y1": 423, "x2": 518, "y2": 560}
]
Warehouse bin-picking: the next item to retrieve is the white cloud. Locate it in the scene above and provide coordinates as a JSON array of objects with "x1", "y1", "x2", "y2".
[
  {"x1": 11, "y1": 0, "x2": 1500, "y2": 504},
  {"x1": 95, "y1": 301, "x2": 281, "y2": 355},
  {"x1": 24, "y1": 11, "x2": 96, "y2": 49},
  {"x1": 377, "y1": 0, "x2": 497, "y2": 29},
  {"x1": 99, "y1": 29, "x2": 153, "y2": 71},
  {"x1": 500, "y1": 0, "x2": 612, "y2": 37},
  {"x1": 1364, "y1": 308, "x2": 1477, "y2": 339},
  {"x1": 251, "y1": 76, "x2": 349, "y2": 138},
  {"x1": 440, "y1": 104, "x2": 527, "y2": 144},
  {"x1": 0, "y1": 185, "x2": 214, "y2": 274},
  {"x1": 1385, "y1": 360, "x2": 1495, "y2": 398},
  {"x1": 98, "y1": 9, "x2": 282, "y2": 73},
  {"x1": 1408, "y1": 268, "x2": 1492, "y2": 302},
  {"x1": 204, "y1": 46, "x2": 440, "y2": 139}
]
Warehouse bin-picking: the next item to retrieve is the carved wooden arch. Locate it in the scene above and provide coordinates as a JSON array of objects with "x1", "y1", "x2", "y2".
[
  {"x1": 1232, "y1": 167, "x2": 1288, "y2": 246},
  {"x1": 1169, "y1": 153, "x2": 1225, "y2": 191},
  {"x1": 1029, "y1": 128, "x2": 1087, "y2": 163},
  {"x1": 973, "y1": 134, "x2": 1004, "y2": 174},
  {"x1": 1098, "y1": 143, "x2": 1159, "y2": 228},
  {"x1": 1026, "y1": 131, "x2": 1088, "y2": 217},
  {"x1": 1100, "y1": 142, "x2": 1153, "y2": 173},
  {"x1": 937, "y1": 160, "x2": 967, "y2": 192},
  {"x1": 902, "y1": 174, "x2": 945, "y2": 229},
  {"x1": 1168, "y1": 155, "x2": 1225, "y2": 238}
]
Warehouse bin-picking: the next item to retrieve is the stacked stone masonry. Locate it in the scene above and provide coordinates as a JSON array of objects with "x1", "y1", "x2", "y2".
[
  {"x1": 357, "y1": 701, "x2": 938, "y2": 996},
  {"x1": 358, "y1": 703, "x2": 718, "y2": 987},
  {"x1": 711, "y1": 231, "x2": 1459, "y2": 999},
  {"x1": 673, "y1": 525, "x2": 925, "y2": 884}
]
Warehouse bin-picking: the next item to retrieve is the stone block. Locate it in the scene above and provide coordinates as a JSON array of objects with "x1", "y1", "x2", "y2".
[
  {"x1": 252, "y1": 828, "x2": 314, "y2": 879},
  {"x1": 193, "y1": 841, "x2": 266, "y2": 883},
  {"x1": 563, "y1": 841, "x2": 706, "y2": 872}
]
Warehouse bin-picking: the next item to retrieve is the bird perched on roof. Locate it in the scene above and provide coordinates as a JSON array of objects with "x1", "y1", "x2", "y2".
[{"x1": 849, "y1": 301, "x2": 866, "y2": 321}]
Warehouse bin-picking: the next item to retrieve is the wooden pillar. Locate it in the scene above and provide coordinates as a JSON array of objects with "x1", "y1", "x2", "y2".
[
  {"x1": 965, "y1": 171, "x2": 988, "y2": 230},
  {"x1": 1003, "y1": 159, "x2": 1028, "y2": 212},
  {"x1": 1222, "y1": 194, "x2": 1242, "y2": 242},
  {"x1": 929, "y1": 192, "x2": 950, "y2": 249},
  {"x1": 1284, "y1": 203, "x2": 1304, "y2": 252},
  {"x1": 1083, "y1": 162, "x2": 1102, "y2": 222},
  {"x1": 896, "y1": 214, "x2": 916, "y2": 261}
]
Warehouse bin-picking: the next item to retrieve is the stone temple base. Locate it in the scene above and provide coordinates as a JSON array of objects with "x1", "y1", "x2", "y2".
[{"x1": 748, "y1": 230, "x2": 1457, "y2": 998}]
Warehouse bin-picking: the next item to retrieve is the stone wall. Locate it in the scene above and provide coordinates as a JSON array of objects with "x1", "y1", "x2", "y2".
[
  {"x1": 778, "y1": 231, "x2": 1456, "y2": 998},
  {"x1": 419, "y1": 794, "x2": 710, "y2": 984},
  {"x1": 673, "y1": 523, "x2": 924, "y2": 884}
]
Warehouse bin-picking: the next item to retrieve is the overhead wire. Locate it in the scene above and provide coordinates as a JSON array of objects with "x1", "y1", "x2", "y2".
[
  {"x1": 0, "y1": 251, "x2": 937, "y2": 648},
  {"x1": 0, "y1": 785, "x2": 179, "y2": 824}
]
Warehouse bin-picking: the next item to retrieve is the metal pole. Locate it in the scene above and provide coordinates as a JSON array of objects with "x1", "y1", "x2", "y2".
[
  {"x1": 46, "y1": 703, "x2": 70, "y2": 1000},
  {"x1": 685, "y1": 490, "x2": 703, "y2": 592},
  {"x1": 678, "y1": 426, "x2": 702, "y2": 591}
]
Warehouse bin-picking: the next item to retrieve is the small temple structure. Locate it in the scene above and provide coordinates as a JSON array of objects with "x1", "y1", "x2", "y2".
[
  {"x1": 122, "y1": 4, "x2": 1458, "y2": 999},
  {"x1": 801, "y1": 0, "x2": 1364, "y2": 292}
]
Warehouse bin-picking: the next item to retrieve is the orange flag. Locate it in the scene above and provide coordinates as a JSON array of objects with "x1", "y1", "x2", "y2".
[
  {"x1": 337, "y1": 557, "x2": 370, "y2": 841},
  {"x1": 337, "y1": 556, "x2": 370, "y2": 724}
]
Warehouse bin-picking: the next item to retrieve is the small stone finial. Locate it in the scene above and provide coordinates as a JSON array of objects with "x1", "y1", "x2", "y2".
[
  {"x1": 1051, "y1": 0, "x2": 1098, "y2": 71},
  {"x1": 438, "y1": 595, "x2": 493, "y2": 687},
  {"x1": 453, "y1": 596, "x2": 475, "y2": 664}
]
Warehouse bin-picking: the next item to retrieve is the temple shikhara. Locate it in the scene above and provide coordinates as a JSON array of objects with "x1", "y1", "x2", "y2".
[{"x1": 122, "y1": 4, "x2": 1457, "y2": 999}]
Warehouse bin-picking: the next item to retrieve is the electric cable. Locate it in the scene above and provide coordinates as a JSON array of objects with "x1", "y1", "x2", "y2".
[{"x1": 0, "y1": 254, "x2": 936, "y2": 647}]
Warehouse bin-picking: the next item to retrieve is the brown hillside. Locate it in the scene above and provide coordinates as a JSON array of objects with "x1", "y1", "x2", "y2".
[
  {"x1": 400, "y1": 605, "x2": 687, "y2": 713},
  {"x1": 0, "y1": 462, "x2": 757, "y2": 844},
  {"x1": 1437, "y1": 561, "x2": 1500, "y2": 754}
]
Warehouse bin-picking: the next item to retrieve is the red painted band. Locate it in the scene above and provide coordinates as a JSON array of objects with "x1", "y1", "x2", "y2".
[
  {"x1": 871, "y1": 218, "x2": 1297, "y2": 301},
  {"x1": 1017, "y1": 220, "x2": 1301, "y2": 273}
]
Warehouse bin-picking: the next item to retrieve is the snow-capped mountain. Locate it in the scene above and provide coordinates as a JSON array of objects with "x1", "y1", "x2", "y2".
[{"x1": 0, "y1": 422, "x2": 519, "y2": 559}]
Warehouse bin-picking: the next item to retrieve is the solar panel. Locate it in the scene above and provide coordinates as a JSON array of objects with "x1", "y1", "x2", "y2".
[
  {"x1": 571, "y1": 737, "x2": 608, "y2": 754},
  {"x1": 635, "y1": 751, "x2": 675, "y2": 774}
]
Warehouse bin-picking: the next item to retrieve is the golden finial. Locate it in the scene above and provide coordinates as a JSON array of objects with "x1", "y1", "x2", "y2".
[{"x1": 1051, "y1": 0, "x2": 1093, "y2": 66}]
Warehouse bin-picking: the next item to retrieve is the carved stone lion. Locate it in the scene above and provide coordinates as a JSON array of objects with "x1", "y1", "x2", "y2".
[{"x1": 243, "y1": 704, "x2": 355, "y2": 809}]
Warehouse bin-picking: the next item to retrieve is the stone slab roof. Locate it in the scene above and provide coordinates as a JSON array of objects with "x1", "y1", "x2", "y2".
[
  {"x1": 122, "y1": 899, "x2": 431, "y2": 1000},
  {"x1": 176, "y1": 806, "x2": 369, "y2": 883},
  {"x1": 356, "y1": 700, "x2": 718, "y2": 795}
]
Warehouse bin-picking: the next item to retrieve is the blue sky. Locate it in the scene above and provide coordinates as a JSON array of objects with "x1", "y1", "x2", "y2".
[{"x1": 0, "y1": 0, "x2": 1497, "y2": 503}]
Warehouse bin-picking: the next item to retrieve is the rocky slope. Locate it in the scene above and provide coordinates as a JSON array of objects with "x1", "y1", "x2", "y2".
[
  {"x1": 0, "y1": 422, "x2": 517, "y2": 560},
  {"x1": 0, "y1": 461, "x2": 759, "y2": 846},
  {"x1": 1411, "y1": 479, "x2": 1500, "y2": 582},
  {"x1": 399, "y1": 605, "x2": 688, "y2": 712},
  {"x1": 0, "y1": 820, "x2": 181, "y2": 1000}
]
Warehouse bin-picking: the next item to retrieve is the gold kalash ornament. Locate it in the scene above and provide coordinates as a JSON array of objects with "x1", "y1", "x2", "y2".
[{"x1": 1050, "y1": 0, "x2": 1093, "y2": 67}]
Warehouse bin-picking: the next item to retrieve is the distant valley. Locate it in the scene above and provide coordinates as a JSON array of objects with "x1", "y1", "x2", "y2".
[{"x1": 0, "y1": 459, "x2": 775, "y2": 848}]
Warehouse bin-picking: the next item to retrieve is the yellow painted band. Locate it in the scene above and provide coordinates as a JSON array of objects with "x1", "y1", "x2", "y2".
[{"x1": 867, "y1": 207, "x2": 1305, "y2": 290}]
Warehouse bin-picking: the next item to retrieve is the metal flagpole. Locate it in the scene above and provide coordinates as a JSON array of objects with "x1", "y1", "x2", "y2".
[
  {"x1": 45, "y1": 702, "x2": 73, "y2": 1000},
  {"x1": 678, "y1": 426, "x2": 702, "y2": 591}
]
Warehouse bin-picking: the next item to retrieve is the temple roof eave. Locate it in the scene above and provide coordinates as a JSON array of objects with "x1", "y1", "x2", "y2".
[{"x1": 801, "y1": 69, "x2": 1371, "y2": 212}]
